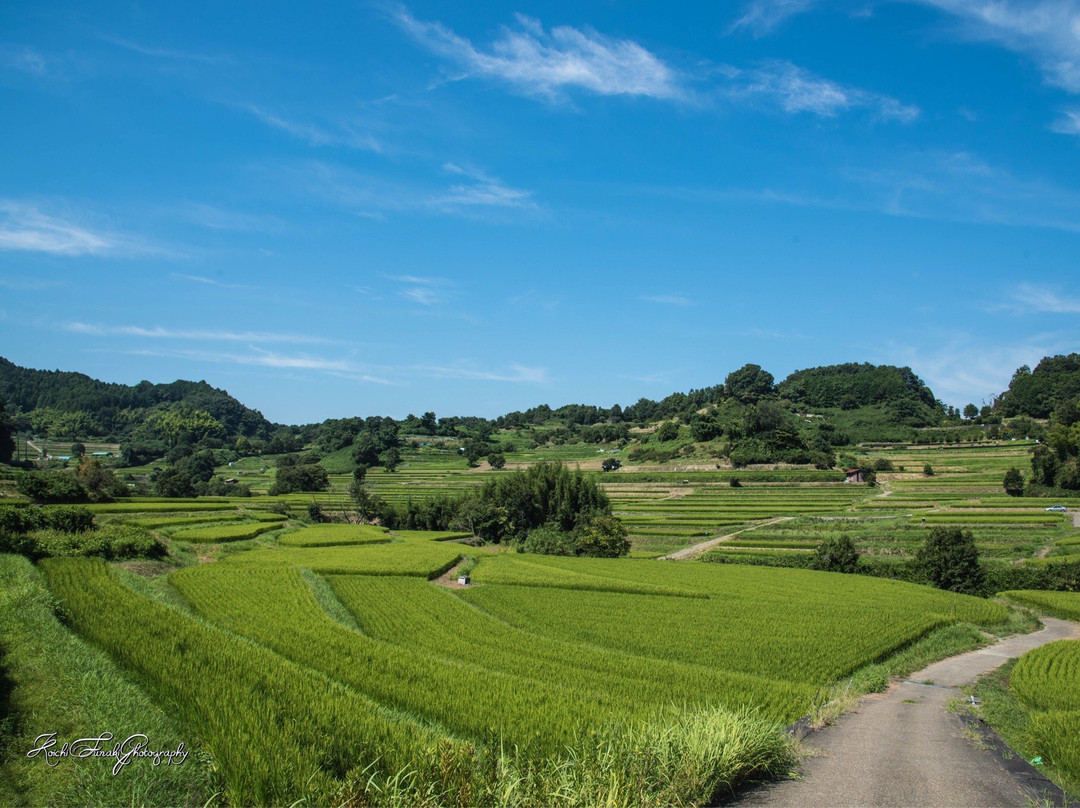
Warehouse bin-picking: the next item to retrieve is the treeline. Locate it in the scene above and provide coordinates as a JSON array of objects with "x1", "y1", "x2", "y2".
[{"x1": 353, "y1": 462, "x2": 629, "y2": 557}]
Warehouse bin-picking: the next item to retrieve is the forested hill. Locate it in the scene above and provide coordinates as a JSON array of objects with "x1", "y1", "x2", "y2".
[
  {"x1": 996, "y1": 354, "x2": 1080, "y2": 419},
  {"x1": 0, "y1": 357, "x2": 274, "y2": 441},
  {"x1": 777, "y1": 363, "x2": 939, "y2": 415}
]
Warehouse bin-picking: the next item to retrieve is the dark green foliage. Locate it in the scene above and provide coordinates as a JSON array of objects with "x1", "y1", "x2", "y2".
[
  {"x1": 689, "y1": 414, "x2": 723, "y2": 442},
  {"x1": 520, "y1": 523, "x2": 576, "y2": 556},
  {"x1": 0, "y1": 504, "x2": 94, "y2": 535},
  {"x1": 120, "y1": 439, "x2": 167, "y2": 466},
  {"x1": 154, "y1": 450, "x2": 216, "y2": 497},
  {"x1": 922, "y1": 463, "x2": 934, "y2": 476},
  {"x1": 812, "y1": 536, "x2": 859, "y2": 573},
  {"x1": 0, "y1": 520, "x2": 162, "y2": 560},
  {"x1": 270, "y1": 463, "x2": 330, "y2": 495},
  {"x1": 379, "y1": 446, "x2": 401, "y2": 472},
  {"x1": 574, "y1": 514, "x2": 631, "y2": 558},
  {"x1": 0, "y1": 356, "x2": 272, "y2": 442},
  {"x1": 14, "y1": 470, "x2": 89, "y2": 503},
  {"x1": 997, "y1": 355, "x2": 1080, "y2": 419},
  {"x1": 916, "y1": 527, "x2": 985, "y2": 595},
  {"x1": 467, "y1": 461, "x2": 615, "y2": 543},
  {"x1": 487, "y1": 452, "x2": 506, "y2": 470},
  {"x1": 654, "y1": 421, "x2": 679, "y2": 442},
  {"x1": 462, "y1": 436, "x2": 493, "y2": 467},
  {"x1": 725, "y1": 364, "x2": 775, "y2": 404},
  {"x1": 1003, "y1": 468, "x2": 1025, "y2": 497},
  {"x1": 777, "y1": 363, "x2": 938, "y2": 413},
  {"x1": 0, "y1": 395, "x2": 14, "y2": 463}
]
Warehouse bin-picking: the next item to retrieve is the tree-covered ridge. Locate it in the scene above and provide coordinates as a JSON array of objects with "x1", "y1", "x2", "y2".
[
  {"x1": 997, "y1": 354, "x2": 1080, "y2": 419},
  {"x1": 777, "y1": 363, "x2": 939, "y2": 414},
  {"x1": 0, "y1": 356, "x2": 274, "y2": 441}
]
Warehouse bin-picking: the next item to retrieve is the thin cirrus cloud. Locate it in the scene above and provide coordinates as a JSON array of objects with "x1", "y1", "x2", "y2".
[
  {"x1": 722, "y1": 61, "x2": 920, "y2": 122},
  {"x1": 640, "y1": 294, "x2": 693, "y2": 306},
  {"x1": 283, "y1": 160, "x2": 539, "y2": 220},
  {"x1": 65, "y1": 322, "x2": 335, "y2": 344},
  {"x1": 729, "y1": 0, "x2": 817, "y2": 36},
  {"x1": 389, "y1": 5, "x2": 684, "y2": 101},
  {"x1": 117, "y1": 347, "x2": 546, "y2": 386},
  {"x1": 1051, "y1": 108, "x2": 1080, "y2": 135},
  {"x1": 1005, "y1": 283, "x2": 1080, "y2": 314},
  {"x1": 391, "y1": 5, "x2": 916, "y2": 121},
  {"x1": 0, "y1": 200, "x2": 117, "y2": 256},
  {"x1": 385, "y1": 274, "x2": 453, "y2": 306},
  {"x1": 732, "y1": 1, "x2": 1080, "y2": 98},
  {"x1": 915, "y1": 0, "x2": 1080, "y2": 94},
  {"x1": 241, "y1": 103, "x2": 383, "y2": 152},
  {"x1": 0, "y1": 44, "x2": 48, "y2": 76}
]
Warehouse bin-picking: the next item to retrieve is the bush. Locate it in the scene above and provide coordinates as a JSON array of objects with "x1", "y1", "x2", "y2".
[
  {"x1": 0, "y1": 523, "x2": 163, "y2": 561},
  {"x1": 14, "y1": 471, "x2": 89, "y2": 503},
  {"x1": 1003, "y1": 467, "x2": 1025, "y2": 497},
  {"x1": 812, "y1": 536, "x2": 859, "y2": 573},
  {"x1": 574, "y1": 514, "x2": 631, "y2": 558},
  {"x1": 916, "y1": 526, "x2": 984, "y2": 595},
  {"x1": 520, "y1": 524, "x2": 576, "y2": 556},
  {"x1": 0, "y1": 504, "x2": 94, "y2": 535}
]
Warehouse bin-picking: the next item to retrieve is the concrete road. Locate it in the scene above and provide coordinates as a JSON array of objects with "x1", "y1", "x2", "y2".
[{"x1": 736, "y1": 618, "x2": 1080, "y2": 808}]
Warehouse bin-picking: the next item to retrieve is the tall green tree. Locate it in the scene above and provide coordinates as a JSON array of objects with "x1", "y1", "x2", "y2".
[
  {"x1": 1003, "y1": 468, "x2": 1025, "y2": 497},
  {"x1": 0, "y1": 396, "x2": 14, "y2": 463},
  {"x1": 916, "y1": 527, "x2": 984, "y2": 595}
]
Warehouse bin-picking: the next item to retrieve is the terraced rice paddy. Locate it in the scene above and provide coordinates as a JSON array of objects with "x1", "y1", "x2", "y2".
[{"x1": 37, "y1": 531, "x2": 1012, "y2": 804}]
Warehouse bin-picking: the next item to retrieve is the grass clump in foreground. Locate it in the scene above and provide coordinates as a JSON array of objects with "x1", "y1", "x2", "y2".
[
  {"x1": 338, "y1": 706, "x2": 795, "y2": 808},
  {"x1": 0, "y1": 553, "x2": 214, "y2": 807}
]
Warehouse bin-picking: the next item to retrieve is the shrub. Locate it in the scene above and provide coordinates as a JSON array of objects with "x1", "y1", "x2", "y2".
[
  {"x1": 520, "y1": 524, "x2": 576, "y2": 556},
  {"x1": 916, "y1": 526, "x2": 984, "y2": 595},
  {"x1": 574, "y1": 514, "x2": 631, "y2": 558},
  {"x1": 14, "y1": 471, "x2": 89, "y2": 503},
  {"x1": 812, "y1": 536, "x2": 859, "y2": 573}
]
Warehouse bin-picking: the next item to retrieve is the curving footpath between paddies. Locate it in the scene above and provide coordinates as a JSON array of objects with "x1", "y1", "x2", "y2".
[{"x1": 736, "y1": 617, "x2": 1080, "y2": 808}]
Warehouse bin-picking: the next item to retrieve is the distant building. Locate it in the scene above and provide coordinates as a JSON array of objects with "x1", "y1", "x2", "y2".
[{"x1": 844, "y1": 469, "x2": 864, "y2": 484}]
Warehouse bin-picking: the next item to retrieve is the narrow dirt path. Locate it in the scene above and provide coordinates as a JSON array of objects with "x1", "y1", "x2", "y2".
[
  {"x1": 659, "y1": 517, "x2": 795, "y2": 561},
  {"x1": 737, "y1": 618, "x2": 1080, "y2": 808}
]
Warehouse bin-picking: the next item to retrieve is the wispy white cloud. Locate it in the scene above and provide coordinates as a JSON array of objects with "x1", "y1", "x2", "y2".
[
  {"x1": 0, "y1": 200, "x2": 125, "y2": 256},
  {"x1": 730, "y1": 0, "x2": 817, "y2": 36},
  {"x1": 280, "y1": 159, "x2": 540, "y2": 220},
  {"x1": 109, "y1": 346, "x2": 545, "y2": 386},
  {"x1": 390, "y1": 5, "x2": 683, "y2": 101},
  {"x1": 640, "y1": 294, "x2": 693, "y2": 306},
  {"x1": 242, "y1": 103, "x2": 382, "y2": 151},
  {"x1": 385, "y1": 274, "x2": 453, "y2": 306},
  {"x1": 915, "y1": 0, "x2": 1080, "y2": 93},
  {"x1": 431, "y1": 163, "x2": 537, "y2": 211},
  {"x1": 102, "y1": 36, "x2": 228, "y2": 65},
  {"x1": 173, "y1": 203, "x2": 284, "y2": 233},
  {"x1": 65, "y1": 322, "x2": 334, "y2": 344},
  {"x1": 1003, "y1": 283, "x2": 1080, "y2": 314},
  {"x1": 0, "y1": 44, "x2": 48, "y2": 76},
  {"x1": 171, "y1": 273, "x2": 251, "y2": 289},
  {"x1": 723, "y1": 61, "x2": 920, "y2": 121},
  {"x1": 884, "y1": 332, "x2": 1074, "y2": 405},
  {"x1": 414, "y1": 363, "x2": 549, "y2": 383},
  {"x1": 1051, "y1": 108, "x2": 1080, "y2": 134},
  {"x1": 845, "y1": 150, "x2": 1080, "y2": 231}
]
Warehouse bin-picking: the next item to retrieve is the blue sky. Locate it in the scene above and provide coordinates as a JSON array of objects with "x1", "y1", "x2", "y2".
[{"x1": 1, "y1": 0, "x2": 1078, "y2": 424}]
